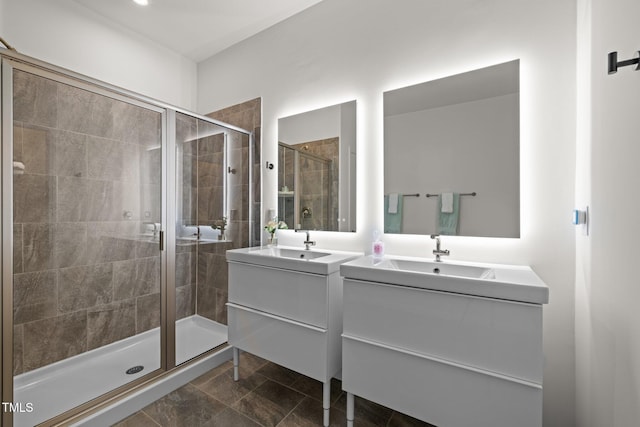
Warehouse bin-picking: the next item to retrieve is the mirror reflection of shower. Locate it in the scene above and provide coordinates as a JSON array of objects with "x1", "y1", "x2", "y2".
[
  {"x1": 277, "y1": 100, "x2": 357, "y2": 232},
  {"x1": 278, "y1": 141, "x2": 334, "y2": 230}
]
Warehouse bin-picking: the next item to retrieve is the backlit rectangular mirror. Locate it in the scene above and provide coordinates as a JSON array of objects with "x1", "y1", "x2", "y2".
[
  {"x1": 278, "y1": 100, "x2": 357, "y2": 232},
  {"x1": 384, "y1": 60, "x2": 520, "y2": 238}
]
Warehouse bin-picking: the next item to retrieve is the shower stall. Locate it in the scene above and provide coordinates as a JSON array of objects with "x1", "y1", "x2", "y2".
[{"x1": 1, "y1": 50, "x2": 254, "y2": 426}]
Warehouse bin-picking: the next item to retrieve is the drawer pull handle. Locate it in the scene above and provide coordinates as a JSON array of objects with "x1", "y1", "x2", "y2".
[{"x1": 227, "y1": 303, "x2": 327, "y2": 333}]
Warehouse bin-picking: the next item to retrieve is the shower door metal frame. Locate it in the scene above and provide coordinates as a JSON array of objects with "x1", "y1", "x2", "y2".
[
  {"x1": 165, "y1": 109, "x2": 177, "y2": 370},
  {"x1": 1, "y1": 53, "x2": 15, "y2": 427}
]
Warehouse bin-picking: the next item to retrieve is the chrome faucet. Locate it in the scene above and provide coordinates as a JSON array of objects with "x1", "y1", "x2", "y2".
[
  {"x1": 295, "y1": 229, "x2": 316, "y2": 250},
  {"x1": 143, "y1": 222, "x2": 160, "y2": 238},
  {"x1": 431, "y1": 234, "x2": 449, "y2": 262}
]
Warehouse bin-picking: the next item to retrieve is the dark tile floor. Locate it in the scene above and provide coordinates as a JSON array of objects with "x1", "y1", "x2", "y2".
[{"x1": 112, "y1": 351, "x2": 436, "y2": 427}]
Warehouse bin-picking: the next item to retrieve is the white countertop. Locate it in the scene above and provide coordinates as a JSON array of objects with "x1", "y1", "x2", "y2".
[
  {"x1": 226, "y1": 246, "x2": 363, "y2": 275},
  {"x1": 340, "y1": 255, "x2": 549, "y2": 304}
]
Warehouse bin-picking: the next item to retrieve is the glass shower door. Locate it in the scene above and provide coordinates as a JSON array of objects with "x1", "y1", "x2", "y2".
[
  {"x1": 175, "y1": 114, "x2": 227, "y2": 364},
  {"x1": 174, "y1": 113, "x2": 251, "y2": 364},
  {"x1": 8, "y1": 65, "x2": 164, "y2": 426}
]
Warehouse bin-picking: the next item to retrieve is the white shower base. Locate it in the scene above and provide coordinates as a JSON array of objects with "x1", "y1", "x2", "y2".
[
  {"x1": 175, "y1": 315, "x2": 227, "y2": 365},
  {"x1": 13, "y1": 315, "x2": 227, "y2": 427}
]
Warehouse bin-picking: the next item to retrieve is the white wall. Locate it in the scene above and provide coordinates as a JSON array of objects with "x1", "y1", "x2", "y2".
[
  {"x1": 198, "y1": 1, "x2": 577, "y2": 425},
  {"x1": 279, "y1": 103, "x2": 341, "y2": 143},
  {"x1": 575, "y1": 0, "x2": 640, "y2": 425},
  {"x1": 0, "y1": 0, "x2": 197, "y2": 109},
  {"x1": 385, "y1": 94, "x2": 519, "y2": 237},
  {"x1": 0, "y1": 1, "x2": 4, "y2": 35}
]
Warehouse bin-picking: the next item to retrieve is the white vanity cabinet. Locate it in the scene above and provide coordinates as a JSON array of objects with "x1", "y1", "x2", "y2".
[
  {"x1": 340, "y1": 255, "x2": 549, "y2": 427},
  {"x1": 226, "y1": 246, "x2": 360, "y2": 427}
]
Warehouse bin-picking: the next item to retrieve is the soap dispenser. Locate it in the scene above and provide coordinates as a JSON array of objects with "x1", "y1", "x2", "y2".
[{"x1": 372, "y1": 230, "x2": 384, "y2": 262}]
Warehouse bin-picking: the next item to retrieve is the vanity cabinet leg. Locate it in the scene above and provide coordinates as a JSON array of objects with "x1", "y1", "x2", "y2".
[
  {"x1": 233, "y1": 347, "x2": 240, "y2": 381},
  {"x1": 323, "y1": 381, "x2": 330, "y2": 426},
  {"x1": 346, "y1": 392, "x2": 354, "y2": 427}
]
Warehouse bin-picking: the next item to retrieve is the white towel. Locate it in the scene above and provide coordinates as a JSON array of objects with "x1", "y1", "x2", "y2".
[
  {"x1": 441, "y1": 192, "x2": 454, "y2": 213},
  {"x1": 388, "y1": 193, "x2": 399, "y2": 214}
]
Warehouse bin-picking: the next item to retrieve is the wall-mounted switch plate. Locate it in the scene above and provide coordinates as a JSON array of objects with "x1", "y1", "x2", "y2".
[{"x1": 572, "y1": 207, "x2": 589, "y2": 236}]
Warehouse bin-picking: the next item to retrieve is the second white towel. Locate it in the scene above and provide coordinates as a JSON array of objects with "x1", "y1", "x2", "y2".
[
  {"x1": 441, "y1": 192, "x2": 454, "y2": 213},
  {"x1": 388, "y1": 193, "x2": 399, "y2": 214}
]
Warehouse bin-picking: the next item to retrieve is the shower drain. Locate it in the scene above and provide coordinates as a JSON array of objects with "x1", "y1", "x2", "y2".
[{"x1": 126, "y1": 365, "x2": 144, "y2": 375}]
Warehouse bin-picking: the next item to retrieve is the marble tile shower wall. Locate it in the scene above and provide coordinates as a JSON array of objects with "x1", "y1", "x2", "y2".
[
  {"x1": 207, "y1": 98, "x2": 261, "y2": 245},
  {"x1": 201, "y1": 99, "x2": 261, "y2": 325},
  {"x1": 11, "y1": 70, "x2": 162, "y2": 375}
]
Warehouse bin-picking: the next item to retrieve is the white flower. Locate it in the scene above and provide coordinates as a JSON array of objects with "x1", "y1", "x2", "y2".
[{"x1": 265, "y1": 218, "x2": 288, "y2": 234}]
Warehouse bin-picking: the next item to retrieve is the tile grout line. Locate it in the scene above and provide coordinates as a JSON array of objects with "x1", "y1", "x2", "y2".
[
  {"x1": 274, "y1": 397, "x2": 306, "y2": 427},
  {"x1": 189, "y1": 360, "x2": 272, "y2": 426},
  {"x1": 194, "y1": 369, "x2": 265, "y2": 406},
  {"x1": 139, "y1": 408, "x2": 163, "y2": 427},
  {"x1": 256, "y1": 369, "x2": 348, "y2": 426},
  {"x1": 228, "y1": 406, "x2": 269, "y2": 427},
  {"x1": 236, "y1": 361, "x2": 317, "y2": 427},
  {"x1": 254, "y1": 364, "x2": 353, "y2": 419},
  {"x1": 239, "y1": 367, "x2": 300, "y2": 427}
]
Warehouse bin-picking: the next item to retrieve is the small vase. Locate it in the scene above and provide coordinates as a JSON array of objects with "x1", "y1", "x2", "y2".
[{"x1": 267, "y1": 233, "x2": 277, "y2": 247}]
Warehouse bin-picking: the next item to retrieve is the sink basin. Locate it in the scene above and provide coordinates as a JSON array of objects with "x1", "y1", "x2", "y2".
[
  {"x1": 391, "y1": 259, "x2": 495, "y2": 279},
  {"x1": 227, "y1": 246, "x2": 361, "y2": 275},
  {"x1": 341, "y1": 255, "x2": 549, "y2": 304},
  {"x1": 277, "y1": 248, "x2": 331, "y2": 260}
]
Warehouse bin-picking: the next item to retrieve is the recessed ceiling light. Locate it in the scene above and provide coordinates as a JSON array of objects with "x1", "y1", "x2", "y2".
[{"x1": 133, "y1": 0, "x2": 149, "y2": 6}]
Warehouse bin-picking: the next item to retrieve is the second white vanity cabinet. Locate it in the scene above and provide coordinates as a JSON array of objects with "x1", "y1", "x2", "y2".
[
  {"x1": 340, "y1": 255, "x2": 549, "y2": 427},
  {"x1": 226, "y1": 246, "x2": 360, "y2": 427}
]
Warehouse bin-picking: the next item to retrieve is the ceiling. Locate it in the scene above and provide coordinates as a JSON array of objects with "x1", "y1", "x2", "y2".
[{"x1": 72, "y1": 0, "x2": 323, "y2": 62}]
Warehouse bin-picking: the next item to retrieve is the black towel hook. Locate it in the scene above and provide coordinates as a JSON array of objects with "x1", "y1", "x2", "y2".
[{"x1": 608, "y1": 51, "x2": 640, "y2": 74}]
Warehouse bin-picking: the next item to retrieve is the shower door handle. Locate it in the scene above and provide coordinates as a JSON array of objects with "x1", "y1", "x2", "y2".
[{"x1": 159, "y1": 230, "x2": 164, "y2": 251}]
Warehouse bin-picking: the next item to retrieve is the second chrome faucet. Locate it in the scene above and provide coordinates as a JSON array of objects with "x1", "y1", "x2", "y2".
[
  {"x1": 295, "y1": 229, "x2": 316, "y2": 250},
  {"x1": 431, "y1": 234, "x2": 449, "y2": 262}
]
